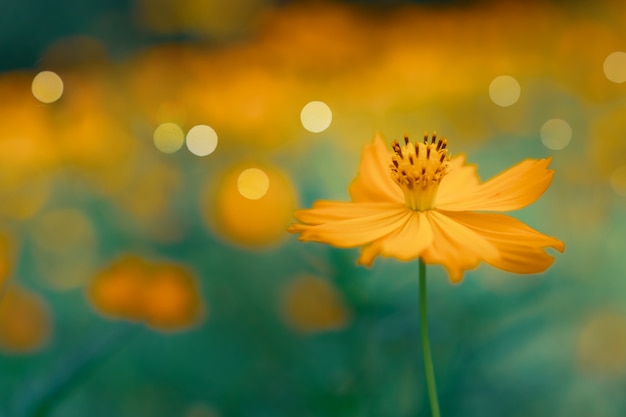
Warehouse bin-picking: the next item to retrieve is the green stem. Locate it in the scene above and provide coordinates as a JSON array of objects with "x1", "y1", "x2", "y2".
[{"x1": 419, "y1": 258, "x2": 441, "y2": 417}]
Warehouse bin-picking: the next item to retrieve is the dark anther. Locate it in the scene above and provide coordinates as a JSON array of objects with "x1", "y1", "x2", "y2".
[
  {"x1": 436, "y1": 138, "x2": 443, "y2": 150},
  {"x1": 440, "y1": 139, "x2": 447, "y2": 150},
  {"x1": 431, "y1": 132, "x2": 437, "y2": 144},
  {"x1": 401, "y1": 170, "x2": 407, "y2": 176},
  {"x1": 392, "y1": 140, "x2": 403, "y2": 158},
  {"x1": 392, "y1": 160, "x2": 399, "y2": 168},
  {"x1": 421, "y1": 167, "x2": 426, "y2": 175},
  {"x1": 439, "y1": 153, "x2": 446, "y2": 163},
  {"x1": 404, "y1": 135, "x2": 409, "y2": 145},
  {"x1": 426, "y1": 147, "x2": 431, "y2": 159},
  {"x1": 409, "y1": 155, "x2": 414, "y2": 165},
  {"x1": 423, "y1": 132, "x2": 428, "y2": 144}
]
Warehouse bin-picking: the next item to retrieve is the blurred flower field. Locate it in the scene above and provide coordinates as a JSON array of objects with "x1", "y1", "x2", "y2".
[{"x1": 1, "y1": 0, "x2": 626, "y2": 416}]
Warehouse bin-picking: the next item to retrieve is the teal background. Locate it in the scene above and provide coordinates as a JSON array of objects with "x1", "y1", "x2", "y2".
[{"x1": 1, "y1": 1, "x2": 626, "y2": 416}]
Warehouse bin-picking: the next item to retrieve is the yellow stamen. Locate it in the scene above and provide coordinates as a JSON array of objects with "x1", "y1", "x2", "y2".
[{"x1": 390, "y1": 131, "x2": 450, "y2": 211}]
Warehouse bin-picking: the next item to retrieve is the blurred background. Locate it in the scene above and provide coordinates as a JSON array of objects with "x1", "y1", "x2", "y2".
[{"x1": 1, "y1": 0, "x2": 625, "y2": 416}]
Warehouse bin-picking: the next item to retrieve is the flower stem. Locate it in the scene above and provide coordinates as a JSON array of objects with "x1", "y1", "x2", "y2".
[{"x1": 419, "y1": 258, "x2": 441, "y2": 417}]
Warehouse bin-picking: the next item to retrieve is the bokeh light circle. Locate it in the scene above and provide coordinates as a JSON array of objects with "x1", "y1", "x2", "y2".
[
  {"x1": 300, "y1": 101, "x2": 332, "y2": 133},
  {"x1": 540, "y1": 118, "x2": 572, "y2": 150},
  {"x1": 237, "y1": 168, "x2": 270, "y2": 200},
  {"x1": 603, "y1": 51, "x2": 626, "y2": 83},
  {"x1": 203, "y1": 164, "x2": 296, "y2": 246},
  {"x1": 186, "y1": 125, "x2": 218, "y2": 156},
  {"x1": 489, "y1": 75, "x2": 521, "y2": 107},
  {"x1": 610, "y1": 165, "x2": 626, "y2": 196},
  {"x1": 31, "y1": 71, "x2": 64, "y2": 104},
  {"x1": 153, "y1": 123, "x2": 185, "y2": 154}
]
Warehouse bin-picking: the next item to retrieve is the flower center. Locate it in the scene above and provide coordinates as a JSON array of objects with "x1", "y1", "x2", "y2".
[{"x1": 390, "y1": 132, "x2": 450, "y2": 211}]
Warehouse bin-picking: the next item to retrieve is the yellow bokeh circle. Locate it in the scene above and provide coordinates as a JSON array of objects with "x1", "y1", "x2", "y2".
[
  {"x1": 300, "y1": 101, "x2": 332, "y2": 133},
  {"x1": 237, "y1": 168, "x2": 270, "y2": 200},
  {"x1": 540, "y1": 118, "x2": 572, "y2": 151},
  {"x1": 186, "y1": 124, "x2": 218, "y2": 156},
  {"x1": 31, "y1": 71, "x2": 64, "y2": 104},
  {"x1": 603, "y1": 51, "x2": 626, "y2": 84},
  {"x1": 204, "y1": 164, "x2": 297, "y2": 246},
  {"x1": 489, "y1": 75, "x2": 520, "y2": 107},
  {"x1": 153, "y1": 122, "x2": 185, "y2": 154}
]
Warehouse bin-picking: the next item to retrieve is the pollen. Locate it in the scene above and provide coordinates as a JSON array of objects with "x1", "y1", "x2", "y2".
[{"x1": 390, "y1": 131, "x2": 450, "y2": 211}]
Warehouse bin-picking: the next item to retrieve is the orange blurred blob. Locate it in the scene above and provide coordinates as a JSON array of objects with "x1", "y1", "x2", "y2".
[
  {"x1": 143, "y1": 266, "x2": 204, "y2": 330},
  {"x1": 0, "y1": 231, "x2": 16, "y2": 289},
  {"x1": 576, "y1": 309, "x2": 626, "y2": 376},
  {"x1": 280, "y1": 275, "x2": 349, "y2": 333},
  {"x1": 89, "y1": 256, "x2": 148, "y2": 320},
  {"x1": 0, "y1": 73, "x2": 59, "y2": 180},
  {"x1": 126, "y1": 45, "x2": 195, "y2": 127},
  {"x1": 88, "y1": 256, "x2": 205, "y2": 331},
  {"x1": 51, "y1": 74, "x2": 136, "y2": 178},
  {"x1": 203, "y1": 164, "x2": 296, "y2": 247},
  {"x1": 0, "y1": 284, "x2": 52, "y2": 354}
]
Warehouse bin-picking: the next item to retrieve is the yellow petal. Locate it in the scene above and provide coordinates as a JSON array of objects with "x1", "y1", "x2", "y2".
[
  {"x1": 435, "y1": 154, "x2": 480, "y2": 206},
  {"x1": 358, "y1": 211, "x2": 433, "y2": 266},
  {"x1": 293, "y1": 200, "x2": 403, "y2": 225},
  {"x1": 348, "y1": 134, "x2": 404, "y2": 204},
  {"x1": 441, "y1": 210, "x2": 564, "y2": 274},
  {"x1": 288, "y1": 202, "x2": 410, "y2": 248},
  {"x1": 420, "y1": 210, "x2": 500, "y2": 283},
  {"x1": 436, "y1": 158, "x2": 555, "y2": 212}
]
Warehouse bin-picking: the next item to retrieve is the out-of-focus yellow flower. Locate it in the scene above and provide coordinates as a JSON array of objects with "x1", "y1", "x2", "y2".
[
  {"x1": 204, "y1": 163, "x2": 296, "y2": 247},
  {"x1": 0, "y1": 284, "x2": 52, "y2": 354},
  {"x1": 51, "y1": 74, "x2": 136, "y2": 181},
  {"x1": 289, "y1": 133, "x2": 564, "y2": 282},
  {"x1": 280, "y1": 275, "x2": 349, "y2": 333},
  {"x1": 142, "y1": 264, "x2": 205, "y2": 331},
  {"x1": 88, "y1": 256, "x2": 205, "y2": 331},
  {"x1": 0, "y1": 230, "x2": 16, "y2": 291},
  {"x1": 0, "y1": 73, "x2": 59, "y2": 182}
]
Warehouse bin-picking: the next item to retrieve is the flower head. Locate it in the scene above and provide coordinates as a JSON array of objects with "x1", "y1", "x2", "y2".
[{"x1": 288, "y1": 133, "x2": 564, "y2": 282}]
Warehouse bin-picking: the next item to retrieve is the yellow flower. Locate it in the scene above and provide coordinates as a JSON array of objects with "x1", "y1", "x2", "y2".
[{"x1": 288, "y1": 133, "x2": 564, "y2": 282}]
